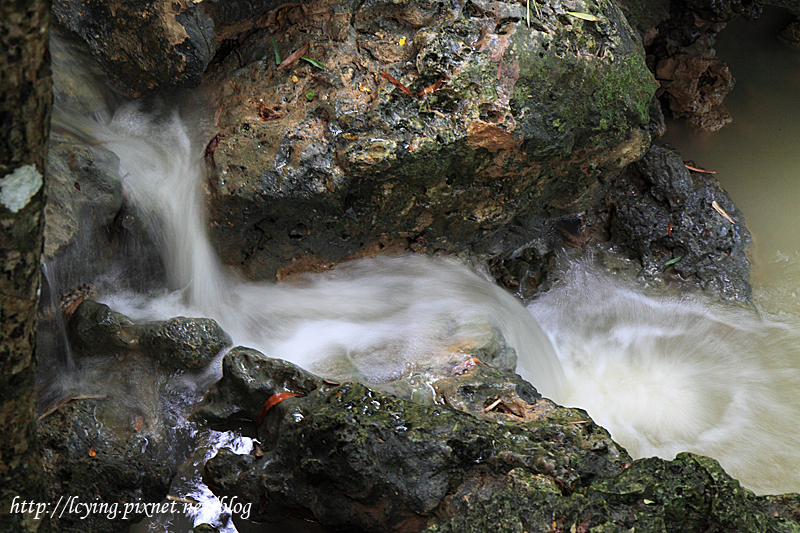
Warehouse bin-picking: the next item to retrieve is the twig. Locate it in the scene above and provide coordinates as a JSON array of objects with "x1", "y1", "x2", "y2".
[{"x1": 483, "y1": 397, "x2": 504, "y2": 413}]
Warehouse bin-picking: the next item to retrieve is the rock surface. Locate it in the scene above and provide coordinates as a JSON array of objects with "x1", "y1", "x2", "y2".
[
  {"x1": 38, "y1": 398, "x2": 176, "y2": 533},
  {"x1": 52, "y1": 0, "x2": 217, "y2": 95},
  {"x1": 654, "y1": 36, "x2": 734, "y2": 131},
  {"x1": 196, "y1": 347, "x2": 800, "y2": 532},
  {"x1": 197, "y1": 347, "x2": 628, "y2": 532},
  {"x1": 605, "y1": 143, "x2": 751, "y2": 301},
  {"x1": 201, "y1": 0, "x2": 657, "y2": 279},
  {"x1": 426, "y1": 452, "x2": 800, "y2": 533},
  {"x1": 68, "y1": 300, "x2": 231, "y2": 371}
]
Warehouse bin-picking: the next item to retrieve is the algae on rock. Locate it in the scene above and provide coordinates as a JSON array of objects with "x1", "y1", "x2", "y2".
[{"x1": 201, "y1": 0, "x2": 657, "y2": 279}]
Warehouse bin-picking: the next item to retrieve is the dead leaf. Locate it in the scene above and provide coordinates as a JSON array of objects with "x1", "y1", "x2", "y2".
[
  {"x1": 38, "y1": 395, "x2": 110, "y2": 422},
  {"x1": 167, "y1": 494, "x2": 200, "y2": 505},
  {"x1": 685, "y1": 164, "x2": 717, "y2": 174},
  {"x1": 451, "y1": 357, "x2": 489, "y2": 376},
  {"x1": 566, "y1": 11, "x2": 599, "y2": 21},
  {"x1": 277, "y1": 43, "x2": 309, "y2": 71},
  {"x1": 417, "y1": 77, "x2": 445, "y2": 98},
  {"x1": 712, "y1": 200, "x2": 735, "y2": 223},
  {"x1": 258, "y1": 392, "x2": 305, "y2": 424},
  {"x1": 380, "y1": 72, "x2": 415, "y2": 97}
]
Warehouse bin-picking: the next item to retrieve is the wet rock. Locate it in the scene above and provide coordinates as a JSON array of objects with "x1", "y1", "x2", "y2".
[
  {"x1": 780, "y1": 17, "x2": 800, "y2": 47},
  {"x1": 202, "y1": 0, "x2": 657, "y2": 279},
  {"x1": 488, "y1": 214, "x2": 583, "y2": 298},
  {"x1": 51, "y1": 0, "x2": 217, "y2": 95},
  {"x1": 655, "y1": 36, "x2": 734, "y2": 132},
  {"x1": 191, "y1": 524, "x2": 220, "y2": 533},
  {"x1": 44, "y1": 35, "x2": 167, "y2": 295},
  {"x1": 38, "y1": 398, "x2": 175, "y2": 533},
  {"x1": 44, "y1": 134, "x2": 123, "y2": 262},
  {"x1": 196, "y1": 347, "x2": 629, "y2": 532},
  {"x1": 686, "y1": 0, "x2": 764, "y2": 22},
  {"x1": 426, "y1": 452, "x2": 800, "y2": 533},
  {"x1": 606, "y1": 144, "x2": 751, "y2": 301},
  {"x1": 433, "y1": 363, "x2": 556, "y2": 423},
  {"x1": 68, "y1": 299, "x2": 231, "y2": 371}
]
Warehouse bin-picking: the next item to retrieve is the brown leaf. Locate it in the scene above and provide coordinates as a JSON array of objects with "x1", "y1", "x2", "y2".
[
  {"x1": 685, "y1": 164, "x2": 717, "y2": 174},
  {"x1": 380, "y1": 72, "x2": 415, "y2": 97},
  {"x1": 417, "y1": 77, "x2": 444, "y2": 97},
  {"x1": 277, "y1": 43, "x2": 309, "y2": 71}
]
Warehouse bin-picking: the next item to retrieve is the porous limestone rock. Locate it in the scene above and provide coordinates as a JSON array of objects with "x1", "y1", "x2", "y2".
[{"x1": 201, "y1": 0, "x2": 657, "y2": 279}]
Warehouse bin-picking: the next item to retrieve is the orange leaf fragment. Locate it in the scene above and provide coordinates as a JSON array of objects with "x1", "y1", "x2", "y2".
[
  {"x1": 417, "y1": 77, "x2": 444, "y2": 98},
  {"x1": 258, "y1": 392, "x2": 305, "y2": 424},
  {"x1": 380, "y1": 72, "x2": 415, "y2": 97},
  {"x1": 276, "y1": 43, "x2": 309, "y2": 71},
  {"x1": 451, "y1": 357, "x2": 490, "y2": 376}
]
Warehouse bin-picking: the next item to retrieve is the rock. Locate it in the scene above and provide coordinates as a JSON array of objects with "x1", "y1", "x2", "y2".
[
  {"x1": 686, "y1": 0, "x2": 763, "y2": 22},
  {"x1": 51, "y1": 0, "x2": 217, "y2": 95},
  {"x1": 38, "y1": 398, "x2": 176, "y2": 533},
  {"x1": 68, "y1": 299, "x2": 231, "y2": 371},
  {"x1": 138, "y1": 317, "x2": 232, "y2": 372},
  {"x1": 197, "y1": 347, "x2": 800, "y2": 532},
  {"x1": 67, "y1": 299, "x2": 137, "y2": 354},
  {"x1": 654, "y1": 36, "x2": 735, "y2": 132},
  {"x1": 191, "y1": 524, "x2": 220, "y2": 533},
  {"x1": 606, "y1": 144, "x2": 751, "y2": 301},
  {"x1": 202, "y1": 0, "x2": 657, "y2": 279},
  {"x1": 44, "y1": 34, "x2": 167, "y2": 294},
  {"x1": 780, "y1": 17, "x2": 800, "y2": 47},
  {"x1": 196, "y1": 347, "x2": 629, "y2": 531},
  {"x1": 44, "y1": 134, "x2": 123, "y2": 262},
  {"x1": 426, "y1": 452, "x2": 800, "y2": 533}
]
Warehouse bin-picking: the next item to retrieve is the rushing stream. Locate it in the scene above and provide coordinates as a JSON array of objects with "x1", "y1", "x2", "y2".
[{"x1": 41, "y1": 12, "x2": 800, "y2": 531}]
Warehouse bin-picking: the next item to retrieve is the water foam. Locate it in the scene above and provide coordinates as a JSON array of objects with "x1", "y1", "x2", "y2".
[
  {"x1": 75, "y1": 101, "x2": 566, "y2": 399},
  {"x1": 530, "y1": 261, "x2": 800, "y2": 494},
  {"x1": 51, "y1": 87, "x2": 800, "y2": 497}
]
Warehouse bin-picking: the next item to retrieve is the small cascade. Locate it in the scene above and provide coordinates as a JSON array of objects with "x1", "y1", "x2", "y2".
[
  {"x1": 52, "y1": 98, "x2": 567, "y2": 399},
  {"x1": 40, "y1": 19, "x2": 800, "y2": 530}
]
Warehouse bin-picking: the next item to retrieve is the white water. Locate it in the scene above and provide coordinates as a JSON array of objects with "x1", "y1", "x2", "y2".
[
  {"x1": 531, "y1": 260, "x2": 800, "y2": 494},
  {"x1": 49, "y1": 31, "x2": 800, "y2": 505},
  {"x1": 60, "y1": 99, "x2": 800, "y2": 497},
  {"x1": 59, "y1": 101, "x2": 566, "y2": 400}
]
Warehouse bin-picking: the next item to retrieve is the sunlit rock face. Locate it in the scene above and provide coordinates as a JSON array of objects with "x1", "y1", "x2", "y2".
[{"x1": 198, "y1": 0, "x2": 657, "y2": 279}]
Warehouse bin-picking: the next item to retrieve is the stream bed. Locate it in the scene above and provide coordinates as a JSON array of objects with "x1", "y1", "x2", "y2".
[{"x1": 37, "y1": 9, "x2": 800, "y2": 531}]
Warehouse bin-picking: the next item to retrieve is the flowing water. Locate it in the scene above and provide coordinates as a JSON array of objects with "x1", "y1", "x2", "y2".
[{"x1": 42, "y1": 16, "x2": 800, "y2": 531}]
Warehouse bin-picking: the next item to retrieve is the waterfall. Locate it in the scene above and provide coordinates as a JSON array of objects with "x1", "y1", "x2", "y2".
[
  {"x1": 64, "y1": 101, "x2": 567, "y2": 400},
  {"x1": 46, "y1": 26, "x2": 800, "y2": 499}
]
